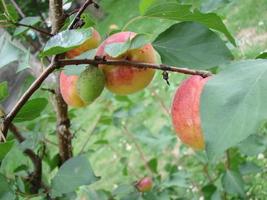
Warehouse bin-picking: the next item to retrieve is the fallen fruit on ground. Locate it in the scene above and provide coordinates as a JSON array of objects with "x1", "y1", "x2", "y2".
[
  {"x1": 96, "y1": 31, "x2": 157, "y2": 95},
  {"x1": 135, "y1": 177, "x2": 153, "y2": 192},
  {"x1": 171, "y1": 75, "x2": 210, "y2": 150},
  {"x1": 77, "y1": 66, "x2": 105, "y2": 104},
  {"x1": 66, "y1": 28, "x2": 101, "y2": 59}
]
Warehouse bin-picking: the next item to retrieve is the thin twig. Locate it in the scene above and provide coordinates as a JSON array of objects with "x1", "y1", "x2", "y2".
[
  {"x1": 9, "y1": 124, "x2": 43, "y2": 194},
  {"x1": 58, "y1": 58, "x2": 212, "y2": 77},
  {"x1": 225, "y1": 150, "x2": 231, "y2": 169},
  {"x1": 41, "y1": 87, "x2": 56, "y2": 94},
  {"x1": 13, "y1": 22, "x2": 53, "y2": 36},
  {"x1": 151, "y1": 89, "x2": 170, "y2": 116},
  {"x1": 122, "y1": 126, "x2": 154, "y2": 176},
  {"x1": 203, "y1": 164, "x2": 213, "y2": 183},
  {"x1": 108, "y1": 143, "x2": 140, "y2": 178},
  {"x1": 10, "y1": 0, "x2": 25, "y2": 18},
  {"x1": 68, "y1": 0, "x2": 96, "y2": 29},
  {"x1": 32, "y1": 0, "x2": 50, "y2": 29},
  {"x1": 79, "y1": 114, "x2": 102, "y2": 155}
]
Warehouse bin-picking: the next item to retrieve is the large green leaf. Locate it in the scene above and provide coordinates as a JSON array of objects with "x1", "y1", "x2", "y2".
[
  {"x1": 201, "y1": 60, "x2": 267, "y2": 159},
  {"x1": 153, "y1": 22, "x2": 233, "y2": 69},
  {"x1": 221, "y1": 170, "x2": 245, "y2": 197},
  {"x1": 0, "y1": 146, "x2": 29, "y2": 176},
  {"x1": 238, "y1": 135, "x2": 267, "y2": 156},
  {"x1": 17, "y1": 49, "x2": 31, "y2": 72},
  {"x1": 144, "y1": 2, "x2": 235, "y2": 45},
  {"x1": 41, "y1": 28, "x2": 93, "y2": 57},
  {"x1": 0, "y1": 140, "x2": 14, "y2": 160},
  {"x1": 51, "y1": 155, "x2": 99, "y2": 197},
  {"x1": 0, "y1": 81, "x2": 8, "y2": 102},
  {"x1": 0, "y1": 174, "x2": 15, "y2": 200},
  {"x1": 14, "y1": 16, "x2": 41, "y2": 36},
  {"x1": 0, "y1": 35, "x2": 22, "y2": 69},
  {"x1": 14, "y1": 98, "x2": 48, "y2": 122}
]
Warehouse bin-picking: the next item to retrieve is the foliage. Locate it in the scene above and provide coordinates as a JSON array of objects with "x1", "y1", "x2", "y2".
[{"x1": 0, "y1": 0, "x2": 267, "y2": 199}]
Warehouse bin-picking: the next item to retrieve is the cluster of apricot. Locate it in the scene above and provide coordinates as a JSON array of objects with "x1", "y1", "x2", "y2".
[
  {"x1": 60, "y1": 28, "x2": 209, "y2": 156},
  {"x1": 60, "y1": 29, "x2": 157, "y2": 107}
]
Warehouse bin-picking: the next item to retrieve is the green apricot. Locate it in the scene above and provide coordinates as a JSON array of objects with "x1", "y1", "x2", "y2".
[{"x1": 77, "y1": 66, "x2": 105, "y2": 104}]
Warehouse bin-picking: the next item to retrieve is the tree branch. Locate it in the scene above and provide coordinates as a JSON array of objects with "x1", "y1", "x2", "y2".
[
  {"x1": 12, "y1": 22, "x2": 53, "y2": 37},
  {"x1": 1, "y1": 56, "x2": 212, "y2": 137},
  {"x1": 58, "y1": 58, "x2": 212, "y2": 77},
  {"x1": 10, "y1": 0, "x2": 25, "y2": 18},
  {"x1": 50, "y1": 0, "x2": 73, "y2": 164},
  {"x1": 9, "y1": 124, "x2": 43, "y2": 194},
  {"x1": 68, "y1": 0, "x2": 97, "y2": 29}
]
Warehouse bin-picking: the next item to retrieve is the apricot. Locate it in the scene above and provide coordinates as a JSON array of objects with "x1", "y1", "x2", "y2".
[
  {"x1": 135, "y1": 177, "x2": 153, "y2": 192},
  {"x1": 60, "y1": 28, "x2": 102, "y2": 107},
  {"x1": 77, "y1": 66, "x2": 105, "y2": 104},
  {"x1": 60, "y1": 72, "x2": 86, "y2": 107},
  {"x1": 171, "y1": 75, "x2": 210, "y2": 150},
  {"x1": 65, "y1": 28, "x2": 101, "y2": 59},
  {"x1": 96, "y1": 31, "x2": 157, "y2": 95}
]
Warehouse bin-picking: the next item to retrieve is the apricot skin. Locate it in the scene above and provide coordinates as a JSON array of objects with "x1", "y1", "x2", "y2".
[
  {"x1": 65, "y1": 28, "x2": 101, "y2": 59},
  {"x1": 60, "y1": 28, "x2": 101, "y2": 107},
  {"x1": 96, "y1": 31, "x2": 157, "y2": 95},
  {"x1": 171, "y1": 75, "x2": 209, "y2": 150},
  {"x1": 60, "y1": 72, "x2": 86, "y2": 107},
  {"x1": 135, "y1": 177, "x2": 153, "y2": 192}
]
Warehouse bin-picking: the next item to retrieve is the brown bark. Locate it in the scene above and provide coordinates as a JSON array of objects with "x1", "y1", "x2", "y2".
[{"x1": 49, "y1": 0, "x2": 73, "y2": 164}]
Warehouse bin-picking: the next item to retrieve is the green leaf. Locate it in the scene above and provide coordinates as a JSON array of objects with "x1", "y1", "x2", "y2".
[
  {"x1": 104, "y1": 34, "x2": 151, "y2": 58},
  {"x1": 0, "y1": 146, "x2": 29, "y2": 176},
  {"x1": 148, "y1": 158, "x2": 158, "y2": 173},
  {"x1": 0, "y1": 81, "x2": 8, "y2": 102},
  {"x1": 238, "y1": 135, "x2": 267, "y2": 156},
  {"x1": 113, "y1": 184, "x2": 136, "y2": 198},
  {"x1": 130, "y1": 34, "x2": 151, "y2": 50},
  {"x1": 105, "y1": 39, "x2": 131, "y2": 58},
  {"x1": 14, "y1": 98, "x2": 48, "y2": 122},
  {"x1": 201, "y1": 60, "x2": 267, "y2": 159},
  {"x1": 201, "y1": 184, "x2": 217, "y2": 200},
  {"x1": 144, "y1": 2, "x2": 235, "y2": 45},
  {"x1": 63, "y1": 48, "x2": 97, "y2": 75},
  {"x1": 51, "y1": 155, "x2": 99, "y2": 197},
  {"x1": 17, "y1": 49, "x2": 31, "y2": 72},
  {"x1": 256, "y1": 52, "x2": 267, "y2": 59},
  {"x1": 139, "y1": 0, "x2": 155, "y2": 14},
  {"x1": 139, "y1": 0, "x2": 177, "y2": 15},
  {"x1": 161, "y1": 171, "x2": 190, "y2": 188},
  {"x1": 5, "y1": 4, "x2": 19, "y2": 21},
  {"x1": 239, "y1": 162, "x2": 262, "y2": 175},
  {"x1": 14, "y1": 16, "x2": 41, "y2": 36},
  {"x1": 221, "y1": 170, "x2": 245, "y2": 197},
  {"x1": 0, "y1": 35, "x2": 22, "y2": 69},
  {"x1": 0, "y1": 140, "x2": 14, "y2": 160},
  {"x1": 80, "y1": 13, "x2": 96, "y2": 28},
  {"x1": 0, "y1": 174, "x2": 15, "y2": 200},
  {"x1": 153, "y1": 22, "x2": 232, "y2": 69},
  {"x1": 41, "y1": 28, "x2": 93, "y2": 57}
]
